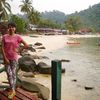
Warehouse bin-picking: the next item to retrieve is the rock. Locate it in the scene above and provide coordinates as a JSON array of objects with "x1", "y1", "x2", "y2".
[
  {"x1": 36, "y1": 46, "x2": 46, "y2": 49},
  {"x1": 28, "y1": 45, "x2": 36, "y2": 52},
  {"x1": 17, "y1": 74, "x2": 50, "y2": 100},
  {"x1": 20, "y1": 52, "x2": 30, "y2": 56},
  {"x1": 0, "y1": 54, "x2": 3, "y2": 60},
  {"x1": 37, "y1": 62, "x2": 51, "y2": 74},
  {"x1": 31, "y1": 55, "x2": 40, "y2": 59},
  {"x1": 23, "y1": 72, "x2": 35, "y2": 78},
  {"x1": 0, "y1": 66, "x2": 5, "y2": 73},
  {"x1": 71, "y1": 79, "x2": 77, "y2": 82},
  {"x1": 34, "y1": 42, "x2": 43, "y2": 46},
  {"x1": 18, "y1": 55, "x2": 37, "y2": 73},
  {"x1": 39, "y1": 56, "x2": 49, "y2": 59},
  {"x1": 62, "y1": 68, "x2": 66, "y2": 73},
  {"x1": 37, "y1": 62, "x2": 65, "y2": 74},
  {"x1": 61, "y1": 59, "x2": 70, "y2": 62},
  {"x1": 84, "y1": 86, "x2": 94, "y2": 90}
]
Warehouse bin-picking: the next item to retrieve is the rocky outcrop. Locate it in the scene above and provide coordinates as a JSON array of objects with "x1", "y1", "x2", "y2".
[
  {"x1": 34, "y1": 42, "x2": 43, "y2": 46},
  {"x1": 37, "y1": 62, "x2": 51, "y2": 74},
  {"x1": 18, "y1": 55, "x2": 37, "y2": 73},
  {"x1": 37, "y1": 62, "x2": 65, "y2": 74},
  {"x1": 17, "y1": 72, "x2": 50, "y2": 100}
]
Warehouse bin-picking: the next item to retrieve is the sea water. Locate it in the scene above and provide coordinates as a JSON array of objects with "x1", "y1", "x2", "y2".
[
  {"x1": 48, "y1": 37, "x2": 100, "y2": 100},
  {"x1": 35, "y1": 37, "x2": 100, "y2": 100}
]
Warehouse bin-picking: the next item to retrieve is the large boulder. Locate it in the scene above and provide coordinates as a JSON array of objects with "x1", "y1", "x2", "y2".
[
  {"x1": 37, "y1": 62, "x2": 51, "y2": 74},
  {"x1": 17, "y1": 74, "x2": 50, "y2": 100},
  {"x1": 37, "y1": 62, "x2": 65, "y2": 74},
  {"x1": 18, "y1": 55, "x2": 37, "y2": 73},
  {"x1": 34, "y1": 42, "x2": 43, "y2": 46},
  {"x1": 27, "y1": 44, "x2": 36, "y2": 52}
]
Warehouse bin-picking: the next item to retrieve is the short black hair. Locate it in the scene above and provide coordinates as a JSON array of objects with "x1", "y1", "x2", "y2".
[{"x1": 8, "y1": 22, "x2": 16, "y2": 28}]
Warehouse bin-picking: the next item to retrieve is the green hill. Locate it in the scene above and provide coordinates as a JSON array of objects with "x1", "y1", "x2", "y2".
[
  {"x1": 73, "y1": 3, "x2": 100, "y2": 32},
  {"x1": 41, "y1": 3, "x2": 100, "y2": 32},
  {"x1": 41, "y1": 10, "x2": 67, "y2": 24}
]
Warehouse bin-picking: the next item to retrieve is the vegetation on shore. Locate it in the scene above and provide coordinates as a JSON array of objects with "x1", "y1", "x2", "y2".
[{"x1": 0, "y1": 0, "x2": 100, "y2": 34}]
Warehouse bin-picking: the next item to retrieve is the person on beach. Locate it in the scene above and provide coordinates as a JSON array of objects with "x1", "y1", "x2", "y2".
[{"x1": 1, "y1": 22, "x2": 28, "y2": 99}]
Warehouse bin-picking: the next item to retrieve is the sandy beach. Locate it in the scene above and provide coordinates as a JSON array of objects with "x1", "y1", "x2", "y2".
[
  {"x1": 0, "y1": 34, "x2": 68, "y2": 99},
  {"x1": 22, "y1": 35, "x2": 67, "y2": 53},
  {"x1": 0, "y1": 34, "x2": 100, "y2": 100}
]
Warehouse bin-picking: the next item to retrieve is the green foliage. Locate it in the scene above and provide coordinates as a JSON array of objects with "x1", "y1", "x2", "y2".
[
  {"x1": 28, "y1": 8, "x2": 40, "y2": 24},
  {"x1": 39, "y1": 10, "x2": 67, "y2": 29},
  {"x1": 75, "y1": 3, "x2": 100, "y2": 32},
  {"x1": 9, "y1": 15, "x2": 26, "y2": 33},
  {"x1": 19, "y1": 0, "x2": 33, "y2": 14},
  {"x1": 0, "y1": 0, "x2": 11, "y2": 21},
  {"x1": 11, "y1": 2, "x2": 99, "y2": 32},
  {"x1": 38, "y1": 19, "x2": 63, "y2": 29},
  {"x1": 41, "y1": 10, "x2": 67, "y2": 24},
  {"x1": 40, "y1": 3, "x2": 100, "y2": 32},
  {"x1": 65, "y1": 15, "x2": 82, "y2": 32}
]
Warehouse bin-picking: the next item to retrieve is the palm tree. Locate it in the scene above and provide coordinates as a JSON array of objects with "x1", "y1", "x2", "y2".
[
  {"x1": 28, "y1": 8, "x2": 40, "y2": 24},
  {"x1": 19, "y1": 0, "x2": 33, "y2": 14},
  {"x1": 0, "y1": 0, "x2": 12, "y2": 21}
]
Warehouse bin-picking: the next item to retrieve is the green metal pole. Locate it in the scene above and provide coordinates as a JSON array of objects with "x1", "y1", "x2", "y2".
[{"x1": 51, "y1": 60, "x2": 62, "y2": 100}]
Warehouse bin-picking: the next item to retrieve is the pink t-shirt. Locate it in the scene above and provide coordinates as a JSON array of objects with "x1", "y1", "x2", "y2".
[{"x1": 2, "y1": 34, "x2": 23, "y2": 60}]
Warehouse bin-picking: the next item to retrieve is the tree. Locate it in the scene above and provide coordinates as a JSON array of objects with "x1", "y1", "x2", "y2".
[
  {"x1": 28, "y1": 8, "x2": 40, "y2": 24},
  {"x1": 19, "y1": 0, "x2": 33, "y2": 14},
  {"x1": 65, "y1": 15, "x2": 82, "y2": 33},
  {"x1": 0, "y1": 0, "x2": 12, "y2": 21},
  {"x1": 38, "y1": 19, "x2": 62, "y2": 29},
  {"x1": 10, "y1": 15, "x2": 26, "y2": 33}
]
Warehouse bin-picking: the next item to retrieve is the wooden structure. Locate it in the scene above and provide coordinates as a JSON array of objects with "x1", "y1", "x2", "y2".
[
  {"x1": 0, "y1": 87, "x2": 40, "y2": 100},
  {"x1": 0, "y1": 60, "x2": 62, "y2": 100}
]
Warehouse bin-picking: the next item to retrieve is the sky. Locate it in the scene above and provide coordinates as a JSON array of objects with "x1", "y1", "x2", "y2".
[{"x1": 8, "y1": 0, "x2": 100, "y2": 14}]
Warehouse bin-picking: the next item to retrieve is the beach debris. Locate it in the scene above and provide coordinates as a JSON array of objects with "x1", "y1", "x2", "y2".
[
  {"x1": 36, "y1": 46, "x2": 46, "y2": 49},
  {"x1": 71, "y1": 79, "x2": 77, "y2": 82},
  {"x1": 84, "y1": 86, "x2": 94, "y2": 90},
  {"x1": 61, "y1": 59, "x2": 70, "y2": 62}
]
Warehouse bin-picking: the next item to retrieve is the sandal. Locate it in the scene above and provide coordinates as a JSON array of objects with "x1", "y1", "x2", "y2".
[{"x1": 8, "y1": 91, "x2": 16, "y2": 99}]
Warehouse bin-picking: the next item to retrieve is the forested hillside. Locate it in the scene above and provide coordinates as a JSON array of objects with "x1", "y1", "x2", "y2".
[
  {"x1": 72, "y1": 3, "x2": 100, "y2": 32},
  {"x1": 41, "y1": 10, "x2": 67, "y2": 24},
  {"x1": 41, "y1": 3, "x2": 100, "y2": 32}
]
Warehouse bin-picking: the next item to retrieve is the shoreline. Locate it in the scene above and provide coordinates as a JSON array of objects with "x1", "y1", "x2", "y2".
[
  {"x1": 0, "y1": 34, "x2": 100, "y2": 99},
  {"x1": 1, "y1": 34, "x2": 100, "y2": 82},
  {"x1": 22, "y1": 34, "x2": 100, "y2": 52},
  {"x1": 66, "y1": 34, "x2": 100, "y2": 38},
  {"x1": 22, "y1": 35, "x2": 67, "y2": 54}
]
